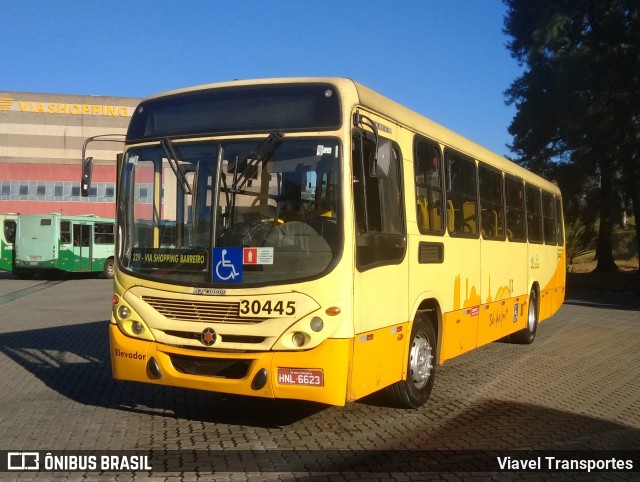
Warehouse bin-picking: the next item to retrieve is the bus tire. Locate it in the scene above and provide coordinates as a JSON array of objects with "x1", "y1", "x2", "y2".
[
  {"x1": 511, "y1": 288, "x2": 538, "y2": 344},
  {"x1": 102, "y1": 258, "x2": 115, "y2": 279},
  {"x1": 386, "y1": 316, "x2": 436, "y2": 409}
]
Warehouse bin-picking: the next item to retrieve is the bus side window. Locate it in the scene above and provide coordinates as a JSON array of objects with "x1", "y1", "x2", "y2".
[
  {"x1": 445, "y1": 150, "x2": 478, "y2": 237},
  {"x1": 555, "y1": 196, "x2": 565, "y2": 245},
  {"x1": 414, "y1": 136, "x2": 444, "y2": 234},
  {"x1": 505, "y1": 175, "x2": 526, "y2": 242},
  {"x1": 478, "y1": 163, "x2": 505, "y2": 240},
  {"x1": 95, "y1": 223, "x2": 115, "y2": 244},
  {"x1": 526, "y1": 185, "x2": 543, "y2": 244},
  {"x1": 60, "y1": 221, "x2": 72, "y2": 244},
  {"x1": 542, "y1": 190, "x2": 557, "y2": 245}
]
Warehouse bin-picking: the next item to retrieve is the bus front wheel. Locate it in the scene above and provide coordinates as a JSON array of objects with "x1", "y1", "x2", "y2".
[
  {"x1": 386, "y1": 316, "x2": 436, "y2": 409},
  {"x1": 102, "y1": 258, "x2": 115, "y2": 279}
]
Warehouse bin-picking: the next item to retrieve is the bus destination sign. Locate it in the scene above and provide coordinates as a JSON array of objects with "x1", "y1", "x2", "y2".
[{"x1": 131, "y1": 248, "x2": 208, "y2": 272}]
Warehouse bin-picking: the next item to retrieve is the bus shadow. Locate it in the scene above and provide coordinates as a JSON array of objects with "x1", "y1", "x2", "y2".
[
  {"x1": 414, "y1": 398, "x2": 640, "y2": 450},
  {"x1": 0, "y1": 321, "x2": 326, "y2": 428},
  {"x1": 10, "y1": 271, "x2": 105, "y2": 281},
  {"x1": 309, "y1": 400, "x2": 640, "y2": 473},
  {"x1": 564, "y1": 288, "x2": 640, "y2": 312}
]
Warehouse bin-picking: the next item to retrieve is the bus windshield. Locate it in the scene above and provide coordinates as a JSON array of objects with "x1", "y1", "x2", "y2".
[{"x1": 118, "y1": 137, "x2": 341, "y2": 286}]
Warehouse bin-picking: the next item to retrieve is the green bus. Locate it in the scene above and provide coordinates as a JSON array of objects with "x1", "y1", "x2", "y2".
[
  {"x1": 1, "y1": 213, "x2": 18, "y2": 273},
  {"x1": 14, "y1": 213, "x2": 115, "y2": 278}
]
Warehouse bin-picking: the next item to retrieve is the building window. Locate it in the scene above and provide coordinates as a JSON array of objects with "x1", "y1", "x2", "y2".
[
  {"x1": 19, "y1": 185, "x2": 29, "y2": 196},
  {"x1": 54, "y1": 186, "x2": 63, "y2": 196}
]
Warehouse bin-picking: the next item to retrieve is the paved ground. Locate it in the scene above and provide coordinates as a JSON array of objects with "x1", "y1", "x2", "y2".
[{"x1": 0, "y1": 272, "x2": 638, "y2": 480}]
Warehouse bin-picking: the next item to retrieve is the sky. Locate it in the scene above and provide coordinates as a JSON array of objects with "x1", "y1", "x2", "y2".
[{"x1": 1, "y1": 0, "x2": 522, "y2": 157}]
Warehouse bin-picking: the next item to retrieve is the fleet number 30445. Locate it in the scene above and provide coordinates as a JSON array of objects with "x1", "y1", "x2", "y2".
[{"x1": 239, "y1": 299, "x2": 296, "y2": 317}]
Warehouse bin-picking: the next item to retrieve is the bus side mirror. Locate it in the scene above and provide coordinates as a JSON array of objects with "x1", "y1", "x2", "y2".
[
  {"x1": 81, "y1": 157, "x2": 93, "y2": 197},
  {"x1": 369, "y1": 139, "x2": 392, "y2": 178},
  {"x1": 373, "y1": 139, "x2": 392, "y2": 178}
]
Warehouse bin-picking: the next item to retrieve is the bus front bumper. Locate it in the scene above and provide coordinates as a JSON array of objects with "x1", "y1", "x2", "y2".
[{"x1": 109, "y1": 323, "x2": 351, "y2": 406}]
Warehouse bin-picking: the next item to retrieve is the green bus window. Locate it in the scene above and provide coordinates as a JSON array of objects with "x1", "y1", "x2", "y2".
[
  {"x1": 95, "y1": 223, "x2": 115, "y2": 245},
  {"x1": 60, "y1": 221, "x2": 71, "y2": 244}
]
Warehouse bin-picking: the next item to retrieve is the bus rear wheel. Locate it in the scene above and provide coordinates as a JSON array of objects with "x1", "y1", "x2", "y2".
[
  {"x1": 511, "y1": 288, "x2": 538, "y2": 344},
  {"x1": 102, "y1": 258, "x2": 114, "y2": 279},
  {"x1": 386, "y1": 316, "x2": 436, "y2": 409}
]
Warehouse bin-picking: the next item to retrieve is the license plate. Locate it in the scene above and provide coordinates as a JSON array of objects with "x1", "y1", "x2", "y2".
[{"x1": 277, "y1": 368, "x2": 323, "y2": 386}]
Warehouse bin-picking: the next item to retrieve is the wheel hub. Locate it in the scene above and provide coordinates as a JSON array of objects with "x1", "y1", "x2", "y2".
[{"x1": 409, "y1": 333, "x2": 433, "y2": 389}]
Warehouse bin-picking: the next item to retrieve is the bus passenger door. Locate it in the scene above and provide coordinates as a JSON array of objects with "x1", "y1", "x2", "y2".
[{"x1": 72, "y1": 224, "x2": 92, "y2": 271}]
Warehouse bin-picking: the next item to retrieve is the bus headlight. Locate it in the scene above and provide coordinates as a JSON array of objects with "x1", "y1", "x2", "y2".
[
  {"x1": 131, "y1": 321, "x2": 144, "y2": 335},
  {"x1": 310, "y1": 317, "x2": 324, "y2": 332},
  {"x1": 292, "y1": 332, "x2": 307, "y2": 347},
  {"x1": 118, "y1": 305, "x2": 131, "y2": 319}
]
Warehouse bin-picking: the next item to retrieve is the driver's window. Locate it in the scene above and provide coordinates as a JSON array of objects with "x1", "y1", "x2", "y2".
[{"x1": 353, "y1": 133, "x2": 405, "y2": 270}]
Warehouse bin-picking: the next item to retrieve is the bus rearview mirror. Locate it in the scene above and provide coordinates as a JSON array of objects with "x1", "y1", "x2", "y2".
[{"x1": 370, "y1": 139, "x2": 392, "y2": 178}]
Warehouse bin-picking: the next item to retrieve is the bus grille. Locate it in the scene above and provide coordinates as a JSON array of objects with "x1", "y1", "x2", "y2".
[
  {"x1": 142, "y1": 296, "x2": 267, "y2": 323},
  {"x1": 164, "y1": 330, "x2": 265, "y2": 345}
]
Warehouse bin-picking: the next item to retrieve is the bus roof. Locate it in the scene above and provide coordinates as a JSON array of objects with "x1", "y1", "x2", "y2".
[{"x1": 139, "y1": 77, "x2": 560, "y2": 195}]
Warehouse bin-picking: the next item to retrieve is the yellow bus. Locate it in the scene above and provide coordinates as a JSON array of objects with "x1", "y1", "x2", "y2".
[{"x1": 86, "y1": 78, "x2": 565, "y2": 408}]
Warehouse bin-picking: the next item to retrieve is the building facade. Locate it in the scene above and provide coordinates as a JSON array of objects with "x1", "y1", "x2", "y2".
[{"x1": 0, "y1": 91, "x2": 141, "y2": 217}]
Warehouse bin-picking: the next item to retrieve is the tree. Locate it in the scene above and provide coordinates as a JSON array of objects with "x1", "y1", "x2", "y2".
[{"x1": 503, "y1": 0, "x2": 640, "y2": 273}]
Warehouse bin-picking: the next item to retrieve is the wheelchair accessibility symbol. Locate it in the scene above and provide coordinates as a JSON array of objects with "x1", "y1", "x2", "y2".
[{"x1": 213, "y1": 248, "x2": 242, "y2": 282}]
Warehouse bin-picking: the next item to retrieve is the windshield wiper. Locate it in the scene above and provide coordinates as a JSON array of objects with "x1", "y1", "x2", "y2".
[
  {"x1": 161, "y1": 138, "x2": 192, "y2": 195},
  {"x1": 231, "y1": 130, "x2": 283, "y2": 193}
]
